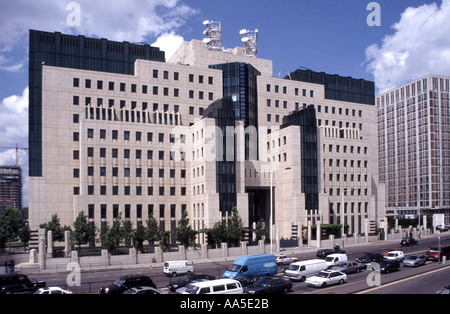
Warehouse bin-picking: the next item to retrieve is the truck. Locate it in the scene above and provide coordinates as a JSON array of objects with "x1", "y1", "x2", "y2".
[
  {"x1": 0, "y1": 274, "x2": 46, "y2": 294},
  {"x1": 223, "y1": 254, "x2": 278, "y2": 280}
]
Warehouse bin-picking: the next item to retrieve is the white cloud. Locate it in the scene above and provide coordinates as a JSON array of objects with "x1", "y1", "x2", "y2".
[
  {"x1": 151, "y1": 32, "x2": 184, "y2": 60},
  {"x1": 0, "y1": 0, "x2": 197, "y2": 70},
  {"x1": 366, "y1": 0, "x2": 450, "y2": 93}
]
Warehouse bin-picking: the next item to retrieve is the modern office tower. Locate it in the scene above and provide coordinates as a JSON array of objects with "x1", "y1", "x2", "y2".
[
  {"x1": 28, "y1": 29, "x2": 385, "y2": 244},
  {"x1": 377, "y1": 75, "x2": 450, "y2": 227},
  {"x1": 0, "y1": 166, "x2": 23, "y2": 211}
]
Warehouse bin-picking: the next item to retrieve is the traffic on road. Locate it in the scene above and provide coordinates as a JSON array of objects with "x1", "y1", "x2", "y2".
[{"x1": 2, "y1": 235, "x2": 450, "y2": 295}]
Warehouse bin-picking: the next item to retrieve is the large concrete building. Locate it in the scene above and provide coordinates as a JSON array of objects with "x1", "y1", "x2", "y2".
[
  {"x1": 28, "y1": 28, "x2": 385, "y2": 244},
  {"x1": 377, "y1": 75, "x2": 450, "y2": 227}
]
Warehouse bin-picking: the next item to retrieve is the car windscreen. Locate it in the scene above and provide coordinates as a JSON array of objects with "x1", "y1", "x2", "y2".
[
  {"x1": 288, "y1": 264, "x2": 299, "y2": 271},
  {"x1": 113, "y1": 278, "x2": 125, "y2": 287},
  {"x1": 227, "y1": 264, "x2": 241, "y2": 272},
  {"x1": 184, "y1": 285, "x2": 200, "y2": 294}
]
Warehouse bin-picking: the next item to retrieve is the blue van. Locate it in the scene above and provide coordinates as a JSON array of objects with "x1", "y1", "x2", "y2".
[{"x1": 223, "y1": 254, "x2": 278, "y2": 280}]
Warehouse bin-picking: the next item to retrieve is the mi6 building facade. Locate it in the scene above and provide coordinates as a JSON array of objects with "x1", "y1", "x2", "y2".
[{"x1": 28, "y1": 29, "x2": 385, "y2": 244}]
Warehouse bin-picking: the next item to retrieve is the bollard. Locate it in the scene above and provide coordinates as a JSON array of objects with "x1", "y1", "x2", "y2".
[{"x1": 442, "y1": 256, "x2": 447, "y2": 264}]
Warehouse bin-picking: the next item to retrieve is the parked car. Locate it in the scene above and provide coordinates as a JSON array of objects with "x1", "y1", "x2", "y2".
[
  {"x1": 426, "y1": 246, "x2": 450, "y2": 262},
  {"x1": 305, "y1": 270, "x2": 347, "y2": 288},
  {"x1": 440, "y1": 285, "x2": 450, "y2": 294},
  {"x1": 175, "y1": 278, "x2": 213, "y2": 294},
  {"x1": 403, "y1": 254, "x2": 427, "y2": 267},
  {"x1": 0, "y1": 274, "x2": 46, "y2": 294},
  {"x1": 34, "y1": 287, "x2": 72, "y2": 294},
  {"x1": 100, "y1": 275, "x2": 156, "y2": 294},
  {"x1": 244, "y1": 277, "x2": 292, "y2": 294},
  {"x1": 236, "y1": 275, "x2": 264, "y2": 287},
  {"x1": 375, "y1": 260, "x2": 401, "y2": 274},
  {"x1": 329, "y1": 261, "x2": 364, "y2": 274},
  {"x1": 275, "y1": 255, "x2": 299, "y2": 265},
  {"x1": 384, "y1": 250, "x2": 405, "y2": 262},
  {"x1": 382, "y1": 248, "x2": 404, "y2": 256},
  {"x1": 400, "y1": 237, "x2": 418, "y2": 246},
  {"x1": 356, "y1": 253, "x2": 384, "y2": 268},
  {"x1": 183, "y1": 279, "x2": 243, "y2": 294},
  {"x1": 167, "y1": 274, "x2": 215, "y2": 292},
  {"x1": 123, "y1": 286, "x2": 168, "y2": 295},
  {"x1": 316, "y1": 246, "x2": 346, "y2": 259}
]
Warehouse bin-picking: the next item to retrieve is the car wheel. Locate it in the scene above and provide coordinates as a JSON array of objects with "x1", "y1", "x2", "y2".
[
  {"x1": 171, "y1": 272, "x2": 177, "y2": 277},
  {"x1": 339, "y1": 279, "x2": 344, "y2": 285},
  {"x1": 321, "y1": 282, "x2": 327, "y2": 288},
  {"x1": 284, "y1": 287, "x2": 291, "y2": 293},
  {"x1": 385, "y1": 269, "x2": 390, "y2": 274},
  {"x1": 301, "y1": 276, "x2": 306, "y2": 282}
]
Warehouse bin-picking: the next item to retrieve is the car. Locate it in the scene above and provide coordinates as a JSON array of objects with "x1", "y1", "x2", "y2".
[
  {"x1": 440, "y1": 285, "x2": 450, "y2": 294},
  {"x1": 236, "y1": 275, "x2": 264, "y2": 287},
  {"x1": 374, "y1": 260, "x2": 401, "y2": 274},
  {"x1": 0, "y1": 274, "x2": 46, "y2": 294},
  {"x1": 34, "y1": 287, "x2": 72, "y2": 294},
  {"x1": 400, "y1": 237, "x2": 418, "y2": 246},
  {"x1": 175, "y1": 278, "x2": 213, "y2": 294},
  {"x1": 275, "y1": 255, "x2": 299, "y2": 265},
  {"x1": 426, "y1": 246, "x2": 450, "y2": 261},
  {"x1": 403, "y1": 254, "x2": 427, "y2": 267},
  {"x1": 99, "y1": 275, "x2": 156, "y2": 294},
  {"x1": 356, "y1": 252, "x2": 384, "y2": 268},
  {"x1": 382, "y1": 248, "x2": 404, "y2": 256},
  {"x1": 167, "y1": 274, "x2": 216, "y2": 292},
  {"x1": 123, "y1": 286, "x2": 168, "y2": 295},
  {"x1": 384, "y1": 250, "x2": 405, "y2": 262},
  {"x1": 244, "y1": 277, "x2": 292, "y2": 294},
  {"x1": 305, "y1": 270, "x2": 347, "y2": 288},
  {"x1": 316, "y1": 246, "x2": 346, "y2": 259},
  {"x1": 329, "y1": 261, "x2": 364, "y2": 274}
]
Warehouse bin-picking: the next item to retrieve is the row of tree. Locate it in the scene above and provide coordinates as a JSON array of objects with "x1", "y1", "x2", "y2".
[
  {"x1": 38, "y1": 208, "x2": 269, "y2": 255},
  {"x1": 0, "y1": 207, "x2": 31, "y2": 250}
]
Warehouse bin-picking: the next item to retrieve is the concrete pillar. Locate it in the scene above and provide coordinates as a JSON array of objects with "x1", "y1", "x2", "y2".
[
  {"x1": 329, "y1": 235, "x2": 335, "y2": 248},
  {"x1": 307, "y1": 221, "x2": 312, "y2": 247},
  {"x1": 101, "y1": 249, "x2": 110, "y2": 265},
  {"x1": 178, "y1": 245, "x2": 186, "y2": 260},
  {"x1": 129, "y1": 248, "x2": 137, "y2": 264},
  {"x1": 258, "y1": 240, "x2": 265, "y2": 253},
  {"x1": 71, "y1": 250, "x2": 79, "y2": 264},
  {"x1": 154, "y1": 246, "x2": 163, "y2": 263},
  {"x1": 46, "y1": 231, "x2": 53, "y2": 259},
  {"x1": 65, "y1": 231, "x2": 71, "y2": 257},
  {"x1": 29, "y1": 249, "x2": 38, "y2": 264},
  {"x1": 241, "y1": 242, "x2": 248, "y2": 256},
  {"x1": 221, "y1": 243, "x2": 228, "y2": 258},
  {"x1": 365, "y1": 218, "x2": 369, "y2": 243},
  {"x1": 38, "y1": 232, "x2": 46, "y2": 270},
  {"x1": 201, "y1": 243, "x2": 208, "y2": 259},
  {"x1": 316, "y1": 224, "x2": 321, "y2": 249}
]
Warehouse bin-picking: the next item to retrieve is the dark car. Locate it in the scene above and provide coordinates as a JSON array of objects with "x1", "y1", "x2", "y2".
[
  {"x1": 329, "y1": 261, "x2": 364, "y2": 274},
  {"x1": 400, "y1": 237, "x2": 418, "y2": 246},
  {"x1": 0, "y1": 274, "x2": 46, "y2": 294},
  {"x1": 100, "y1": 275, "x2": 156, "y2": 294},
  {"x1": 375, "y1": 260, "x2": 401, "y2": 274},
  {"x1": 236, "y1": 275, "x2": 264, "y2": 287},
  {"x1": 123, "y1": 286, "x2": 168, "y2": 295},
  {"x1": 317, "y1": 246, "x2": 346, "y2": 259},
  {"x1": 356, "y1": 253, "x2": 384, "y2": 268},
  {"x1": 244, "y1": 277, "x2": 292, "y2": 294},
  {"x1": 167, "y1": 274, "x2": 215, "y2": 292}
]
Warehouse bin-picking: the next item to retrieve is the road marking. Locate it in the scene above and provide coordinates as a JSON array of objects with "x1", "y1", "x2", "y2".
[{"x1": 355, "y1": 265, "x2": 450, "y2": 294}]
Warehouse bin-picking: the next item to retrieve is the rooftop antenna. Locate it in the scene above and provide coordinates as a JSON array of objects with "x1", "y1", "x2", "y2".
[
  {"x1": 240, "y1": 29, "x2": 259, "y2": 57},
  {"x1": 203, "y1": 20, "x2": 223, "y2": 52}
]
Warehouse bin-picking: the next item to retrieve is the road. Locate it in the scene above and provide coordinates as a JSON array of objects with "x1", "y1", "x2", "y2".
[{"x1": 26, "y1": 234, "x2": 450, "y2": 294}]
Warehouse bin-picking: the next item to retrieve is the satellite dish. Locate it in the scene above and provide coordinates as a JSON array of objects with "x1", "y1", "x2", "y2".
[
  {"x1": 255, "y1": 29, "x2": 259, "y2": 33},
  {"x1": 241, "y1": 37, "x2": 249, "y2": 43},
  {"x1": 203, "y1": 38, "x2": 211, "y2": 44},
  {"x1": 239, "y1": 29, "x2": 247, "y2": 35},
  {"x1": 203, "y1": 20, "x2": 210, "y2": 25}
]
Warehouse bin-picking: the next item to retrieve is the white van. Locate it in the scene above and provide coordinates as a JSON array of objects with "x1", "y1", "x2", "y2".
[
  {"x1": 284, "y1": 259, "x2": 328, "y2": 282},
  {"x1": 163, "y1": 261, "x2": 194, "y2": 277},
  {"x1": 183, "y1": 279, "x2": 243, "y2": 294},
  {"x1": 325, "y1": 253, "x2": 348, "y2": 267}
]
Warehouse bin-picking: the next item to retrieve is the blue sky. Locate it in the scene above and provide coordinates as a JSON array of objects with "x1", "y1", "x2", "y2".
[{"x1": 1, "y1": 0, "x2": 450, "y2": 206}]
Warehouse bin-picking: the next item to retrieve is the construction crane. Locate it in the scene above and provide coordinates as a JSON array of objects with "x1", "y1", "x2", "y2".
[{"x1": 0, "y1": 143, "x2": 29, "y2": 167}]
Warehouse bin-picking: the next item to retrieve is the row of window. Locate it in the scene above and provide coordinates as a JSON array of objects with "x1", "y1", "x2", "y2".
[
  {"x1": 86, "y1": 203, "x2": 187, "y2": 220},
  {"x1": 75, "y1": 185, "x2": 188, "y2": 197}
]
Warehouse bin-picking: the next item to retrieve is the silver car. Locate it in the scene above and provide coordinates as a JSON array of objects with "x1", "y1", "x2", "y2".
[{"x1": 403, "y1": 254, "x2": 427, "y2": 267}]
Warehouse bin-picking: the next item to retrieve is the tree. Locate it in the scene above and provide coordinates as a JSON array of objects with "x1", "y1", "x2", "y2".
[
  {"x1": 132, "y1": 224, "x2": 147, "y2": 253},
  {"x1": 100, "y1": 214, "x2": 125, "y2": 254},
  {"x1": 71, "y1": 211, "x2": 95, "y2": 251},
  {"x1": 145, "y1": 213, "x2": 161, "y2": 251},
  {"x1": 255, "y1": 219, "x2": 269, "y2": 241},
  {"x1": 0, "y1": 207, "x2": 23, "y2": 249},
  {"x1": 40, "y1": 214, "x2": 71, "y2": 242},
  {"x1": 174, "y1": 211, "x2": 197, "y2": 248},
  {"x1": 226, "y1": 208, "x2": 246, "y2": 246}
]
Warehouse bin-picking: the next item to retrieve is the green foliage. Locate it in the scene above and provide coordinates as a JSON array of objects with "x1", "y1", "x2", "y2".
[
  {"x1": 174, "y1": 211, "x2": 198, "y2": 248},
  {"x1": 71, "y1": 211, "x2": 95, "y2": 249},
  {"x1": 40, "y1": 214, "x2": 71, "y2": 242},
  {"x1": 0, "y1": 207, "x2": 24, "y2": 249},
  {"x1": 100, "y1": 214, "x2": 125, "y2": 254}
]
